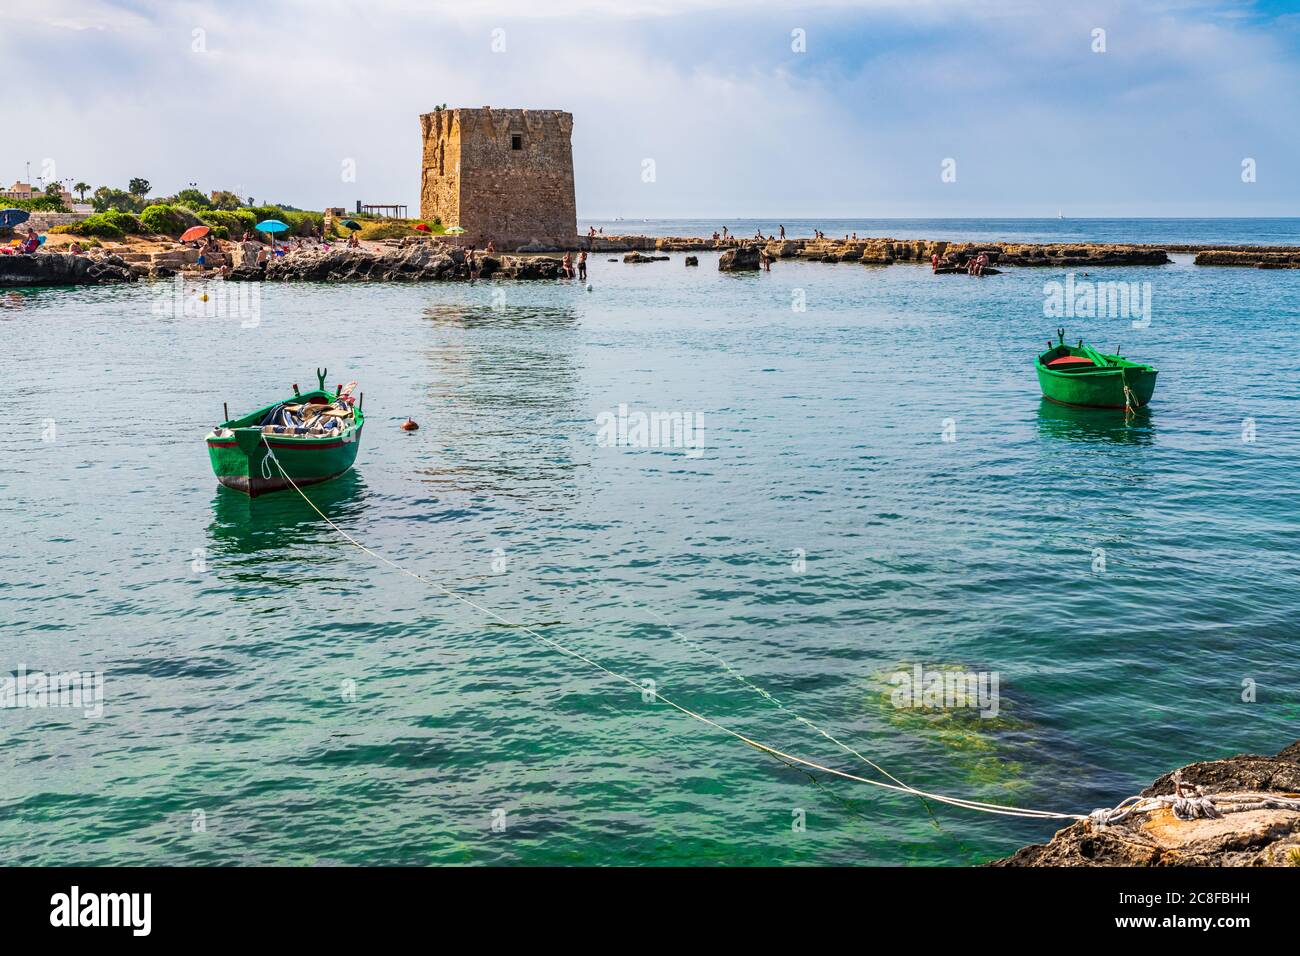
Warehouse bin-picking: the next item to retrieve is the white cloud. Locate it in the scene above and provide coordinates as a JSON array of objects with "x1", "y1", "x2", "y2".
[{"x1": 1, "y1": 0, "x2": 1295, "y2": 216}]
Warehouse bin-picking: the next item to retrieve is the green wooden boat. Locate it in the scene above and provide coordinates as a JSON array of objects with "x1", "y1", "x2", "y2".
[
  {"x1": 206, "y1": 370, "x2": 364, "y2": 497},
  {"x1": 1035, "y1": 329, "x2": 1157, "y2": 410}
]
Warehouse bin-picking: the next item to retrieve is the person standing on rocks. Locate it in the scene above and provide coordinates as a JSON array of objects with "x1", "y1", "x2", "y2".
[{"x1": 779, "y1": 225, "x2": 785, "y2": 239}]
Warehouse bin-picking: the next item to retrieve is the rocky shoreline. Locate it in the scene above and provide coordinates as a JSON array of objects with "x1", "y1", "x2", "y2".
[
  {"x1": 993, "y1": 740, "x2": 1300, "y2": 866},
  {"x1": 6, "y1": 232, "x2": 1300, "y2": 288},
  {"x1": 0, "y1": 252, "x2": 137, "y2": 287}
]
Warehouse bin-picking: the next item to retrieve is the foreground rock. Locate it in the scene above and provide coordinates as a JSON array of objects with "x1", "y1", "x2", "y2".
[
  {"x1": 0, "y1": 252, "x2": 137, "y2": 287},
  {"x1": 242, "y1": 245, "x2": 564, "y2": 282},
  {"x1": 718, "y1": 245, "x2": 761, "y2": 271},
  {"x1": 992, "y1": 741, "x2": 1300, "y2": 866}
]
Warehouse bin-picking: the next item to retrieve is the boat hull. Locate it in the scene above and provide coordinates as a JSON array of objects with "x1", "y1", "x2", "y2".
[
  {"x1": 1035, "y1": 345, "x2": 1158, "y2": 409},
  {"x1": 207, "y1": 429, "x2": 362, "y2": 497},
  {"x1": 206, "y1": 388, "x2": 363, "y2": 497}
]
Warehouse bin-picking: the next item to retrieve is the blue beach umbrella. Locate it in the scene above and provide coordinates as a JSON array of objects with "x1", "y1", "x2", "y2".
[
  {"x1": 0, "y1": 208, "x2": 31, "y2": 228},
  {"x1": 255, "y1": 219, "x2": 289, "y2": 251}
]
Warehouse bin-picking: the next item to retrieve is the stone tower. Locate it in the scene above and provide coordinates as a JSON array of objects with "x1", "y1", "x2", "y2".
[{"x1": 419, "y1": 107, "x2": 577, "y2": 249}]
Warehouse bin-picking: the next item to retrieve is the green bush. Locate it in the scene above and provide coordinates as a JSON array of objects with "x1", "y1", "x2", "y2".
[
  {"x1": 282, "y1": 210, "x2": 323, "y2": 237},
  {"x1": 138, "y1": 204, "x2": 202, "y2": 236},
  {"x1": 52, "y1": 209, "x2": 143, "y2": 239},
  {"x1": 199, "y1": 209, "x2": 257, "y2": 238},
  {"x1": 4, "y1": 195, "x2": 68, "y2": 212}
]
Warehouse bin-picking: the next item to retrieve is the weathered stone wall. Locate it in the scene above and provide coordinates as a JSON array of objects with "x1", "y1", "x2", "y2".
[
  {"x1": 25, "y1": 212, "x2": 90, "y2": 232},
  {"x1": 419, "y1": 107, "x2": 576, "y2": 249}
]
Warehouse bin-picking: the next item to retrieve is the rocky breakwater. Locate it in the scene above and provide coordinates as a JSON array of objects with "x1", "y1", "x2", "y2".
[
  {"x1": 1194, "y1": 248, "x2": 1300, "y2": 269},
  {"x1": 0, "y1": 252, "x2": 136, "y2": 287},
  {"x1": 231, "y1": 244, "x2": 565, "y2": 282},
  {"x1": 993, "y1": 740, "x2": 1300, "y2": 866},
  {"x1": 792, "y1": 237, "x2": 1171, "y2": 268}
]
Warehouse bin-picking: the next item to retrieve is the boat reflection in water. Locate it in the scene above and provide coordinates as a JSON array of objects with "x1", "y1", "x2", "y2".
[
  {"x1": 207, "y1": 470, "x2": 367, "y2": 575},
  {"x1": 1035, "y1": 398, "x2": 1155, "y2": 446}
]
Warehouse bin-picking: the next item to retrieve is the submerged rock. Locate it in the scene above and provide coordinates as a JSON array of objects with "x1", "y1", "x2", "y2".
[
  {"x1": 684, "y1": 255, "x2": 698, "y2": 266},
  {"x1": 992, "y1": 740, "x2": 1300, "y2": 866},
  {"x1": 0, "y1": 252, "x2": 136, "y2": 287},
  {"x1": 718, "y1": 245, "x2": 761, "y2": 271},
  {"x1": 623, "y1": 252, "x2": 669, "y2": 263}
]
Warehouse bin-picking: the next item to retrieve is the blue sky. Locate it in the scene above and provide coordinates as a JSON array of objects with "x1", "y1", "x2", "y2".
[{"x1": 3, "y1": 0, "x2": 1299, "y2": 217}]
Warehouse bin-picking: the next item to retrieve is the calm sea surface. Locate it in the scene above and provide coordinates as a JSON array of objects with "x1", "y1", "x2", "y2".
[
  {"x1": 581, "y1": 217, "x2": 1300, "y2": 246},
  {"x1": 2, "y1": 219, "x2": 1299, "y2": 865}
]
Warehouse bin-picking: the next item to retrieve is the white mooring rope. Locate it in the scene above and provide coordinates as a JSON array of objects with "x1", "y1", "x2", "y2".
[{"x1": 260, "y1": 444, "x2": 1300, "y2": 829}]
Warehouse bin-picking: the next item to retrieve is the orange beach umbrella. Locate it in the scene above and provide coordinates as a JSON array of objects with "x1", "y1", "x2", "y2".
[{"x1": 180, "y1": 225, "x2": 210, "y2": 242}]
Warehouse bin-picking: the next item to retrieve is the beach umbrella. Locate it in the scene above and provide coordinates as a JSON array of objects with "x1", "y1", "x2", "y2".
[
  {"x1": 413, "y1": 223, "x2": 431, "y2": 232},
  {"x1": 445, "y1": 225, "x2": 465, "y2": 234},
  {"x1": 256, "y1": 219, "x2": 289, "y2": 251},
  {"x1": 180, "y1": 225, "x2": 210, "y2": 242},
  {"x1": 0, "y1": 208, "x2": 30, "y2": 228},
  {"x1": 341, "y1": 219, "x2": 361, "y2": 231}
]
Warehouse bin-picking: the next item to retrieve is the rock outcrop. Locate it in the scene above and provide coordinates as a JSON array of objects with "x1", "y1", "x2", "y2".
[
  {"x1": 623, "y1": 252, "x2": 669, "y2": 263},
  {"x1": 992, "y1": 741, "x2": 1300, "y2": 867},
  {"x1": 718, "y1": 245, "x2": 761, "y2": 271},
  {"x1": 684, "y1": 255, "x2": 698, "y2": 266},
  {"x1": 0, "y1": 252, "x2": 136, "y2": 287},
  {"x1": 1194, "y1": 249, "x2": 1300, "y2": 268},
  {"x1": 242, "y1": 244, "x2": 565, "y2": 282}
]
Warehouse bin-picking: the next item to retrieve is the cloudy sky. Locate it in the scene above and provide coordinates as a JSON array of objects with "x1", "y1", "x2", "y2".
[{"x1": 3, "y1": 0, "x2": 1298, "y2": 218}]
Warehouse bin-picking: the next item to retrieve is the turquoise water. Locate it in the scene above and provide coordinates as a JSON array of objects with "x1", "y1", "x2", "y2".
[{"x1": 2, "y1": 242, "x2": 1299, "y2": 865}]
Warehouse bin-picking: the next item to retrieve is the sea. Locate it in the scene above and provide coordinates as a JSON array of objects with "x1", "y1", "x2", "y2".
[{"x1": 2, "y1": 218, "x2": 1298, "y2": 865}]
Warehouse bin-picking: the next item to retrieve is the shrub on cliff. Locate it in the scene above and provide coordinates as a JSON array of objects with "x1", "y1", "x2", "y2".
[
  {"x1": 199, "y1": 209, "x2": 257, "y2": 237},
  {"x1": 282, "y1": 211, "x2": 323, "y2": 237},
  {"x1": 52, "y1": 210, "x2": 143, "y2": 239},
  {"x1": 138, "y1": 204, "x2": 202, "y2": 236}
]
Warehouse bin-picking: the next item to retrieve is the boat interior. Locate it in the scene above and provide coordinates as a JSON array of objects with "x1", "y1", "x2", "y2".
[{"x1": 212, "y1": 391, "x2": 359, "y2": 439}]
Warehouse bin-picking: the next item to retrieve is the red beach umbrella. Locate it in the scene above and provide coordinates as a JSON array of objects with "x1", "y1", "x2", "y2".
[
  {"x1": 180, "y1": 225, "x2": 210, "y2": 242},
  {"x1": 413, "y1": 223, "x2": 431, "y2": 232}
]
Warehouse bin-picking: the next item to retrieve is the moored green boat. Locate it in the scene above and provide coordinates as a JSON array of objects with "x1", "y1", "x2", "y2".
[
  {"x1": 1035, "y1": 330, "x2": 1157, "y2": 410},
  {"x1": 206, "y1": 371, "x2": 364, "y2": 497}
]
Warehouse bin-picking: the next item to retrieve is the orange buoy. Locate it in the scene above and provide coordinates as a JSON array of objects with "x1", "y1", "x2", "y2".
[{"x1": 401, "y1": 417, "x2": 419, "y2": 431}]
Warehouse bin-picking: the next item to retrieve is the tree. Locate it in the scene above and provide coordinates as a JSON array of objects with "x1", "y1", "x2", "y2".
[
  {"x1": 175, "y1": 188, "x2": 211, "y2": 209},
  {"x1": 128, "y1": 177, "x2": 151, "y2": 197},
  {"x1": 44, "y1": 182, "x2": 63, "y2": 199},
  {"x1": 73, "y1": 182, "x2": 90, "y2": 201},
  {"x1": 92, "y1": 186, "x2": 146, "y2": 214},
  {"x1": 209, "y1": 190, "x2": 242, "y2": 210}
]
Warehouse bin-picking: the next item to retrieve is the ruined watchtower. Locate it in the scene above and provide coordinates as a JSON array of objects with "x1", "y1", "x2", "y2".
[{"x1": 419, "y1": 107, "x2": 577, "y2": 249}]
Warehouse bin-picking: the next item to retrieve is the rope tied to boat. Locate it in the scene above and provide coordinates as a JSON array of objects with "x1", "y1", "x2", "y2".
[{"x1": 259, "y1": 445, "x2": 1300, "y2": 833}]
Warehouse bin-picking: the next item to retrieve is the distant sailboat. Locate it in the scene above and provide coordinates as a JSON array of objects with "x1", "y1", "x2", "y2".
[{"x1": 1058, "y1": 210, "x2": 1064, "y2": 219}]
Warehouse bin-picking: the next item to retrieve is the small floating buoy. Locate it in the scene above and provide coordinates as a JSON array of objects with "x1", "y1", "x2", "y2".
[
  {"x1": 585, "y1": 283, "x2": 593, "y2": 292},
  {"x1": 401, "y1": 417, "x2": 419, "y2": 431},
  {"x1": 200, "y1": 293, "x2": 209, "y2": 302}
]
